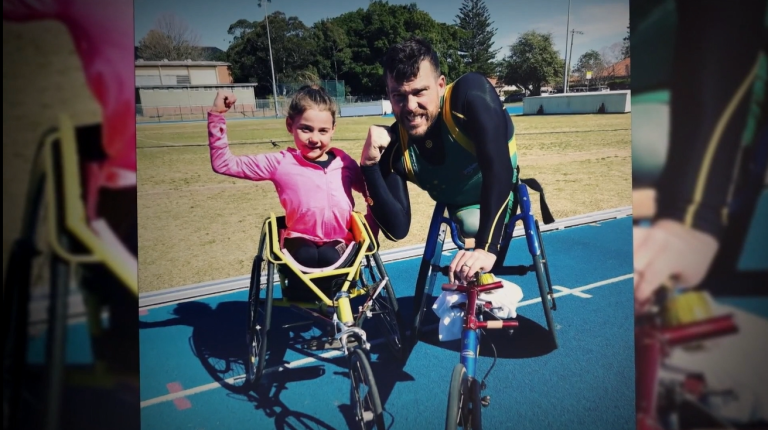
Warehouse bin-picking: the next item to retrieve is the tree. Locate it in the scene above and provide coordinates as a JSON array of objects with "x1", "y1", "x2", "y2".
[
  {"x1": 499, "y1": 30, "x2": 563, "y2": 96},
  {"x1": 225, "y1": 12, "x2": 317, "y2": 96},
  {"x1": 455, "y1": 0, "x2": 500, "y2": 76},
  {"x1": 621, "y1": 25, "x2": 629, "y2": 59},
  {"x1": 312, "y1": 19, "x2": 352, "y2": 82},
  {"x1": 136, "y1": 13, "x2": 205, "y2": 61},
  {"x1": 574, "y1": 49, "x2": 607, "y2": 85}
]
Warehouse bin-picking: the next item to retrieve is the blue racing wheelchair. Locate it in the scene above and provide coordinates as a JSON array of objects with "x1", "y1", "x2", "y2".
[{"x1": 408, "y1": 172, "x2": 558, "y2": 429}]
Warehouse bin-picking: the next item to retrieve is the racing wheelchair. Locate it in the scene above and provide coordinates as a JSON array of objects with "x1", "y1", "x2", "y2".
[
  {"x1": 3, "y1": 115, "x2": 138, "y2": 430},
  {"x1": 407, "y1": 172, "x2": 558, "y2": 429},
  {"x1": 246, "y1": 210, "x2": 405, "y2": 429}
]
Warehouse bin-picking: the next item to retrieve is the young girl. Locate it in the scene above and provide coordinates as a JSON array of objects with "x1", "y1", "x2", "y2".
[{"x1": 208, "y1": 85, "x2": 377, "y2": 281}]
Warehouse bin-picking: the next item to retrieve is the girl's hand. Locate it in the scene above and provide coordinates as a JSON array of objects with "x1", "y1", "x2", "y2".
[{"x1": 211, "y1": 90, "x2": 237, "y2": 113}]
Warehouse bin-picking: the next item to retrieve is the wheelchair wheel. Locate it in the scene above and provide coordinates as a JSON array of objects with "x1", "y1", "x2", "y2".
[
  {"x1": 246, "y1": 238, "x2": 273, "y2": 386},
  {"x1": 348, "y1": 347, "x2": 386, "y2": 429},
  {"x1": 533, "y1": 220, "x2": 558, "y2": 349},
  {"x1": 4, "y1": 132, "x2": 71, "y2": 430},
  {"x1": 445, "y1": 363, "x2": 482, "y2": 429},
  {"x1": 357, "y1": 253, "x2": 406, "y2": 361},
  {"x1": 411, "y1": 221, "x2": 448, "y2": 349}
]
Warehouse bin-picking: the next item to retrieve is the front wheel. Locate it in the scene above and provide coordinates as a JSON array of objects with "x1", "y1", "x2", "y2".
[
  {"x1": 348, "y1": 348, "x2": 385, "y2": 429},
  {"x1": 533, "y1": 220, "x2": 558, "y2": 349},
  {"x1": 246, "y1": 252, "x2": 271, "y2": 386},
  {"x1": 446, "y1": 363, "x2": 482, "y2": 429}
]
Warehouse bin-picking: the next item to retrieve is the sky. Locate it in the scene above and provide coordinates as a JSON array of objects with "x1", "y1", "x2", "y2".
[{"x1": 133, "y1": 0, "x2": 629, "y2": 64}]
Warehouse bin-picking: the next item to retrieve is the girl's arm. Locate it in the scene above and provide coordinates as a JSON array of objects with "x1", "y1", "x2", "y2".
[
  {"x1": 340, "y1": 150, "x2": 381, "y2": 240},
  {"x1": 208, "y1": 111, "x2": 279, "y2": 181}
]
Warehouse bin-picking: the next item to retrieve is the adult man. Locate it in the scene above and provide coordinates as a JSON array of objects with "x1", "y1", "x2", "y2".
[
  {"x1": 359, "y1": 36, "x2": 527, "y2": 284},
  {"x1": 632, "y1": 0, "x2": 768, "y2": 306}
]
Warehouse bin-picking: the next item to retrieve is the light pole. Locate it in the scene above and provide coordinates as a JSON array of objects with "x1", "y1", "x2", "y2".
[
  {"x1": 258, "y1": 0, "x2": 279, "y2": 117},
  {"x1": 562, "y1": 0, "x2": 571, "y2": 93},
  {"x1": 566, "y1": 29, "x2": 583, "y2": 93}
]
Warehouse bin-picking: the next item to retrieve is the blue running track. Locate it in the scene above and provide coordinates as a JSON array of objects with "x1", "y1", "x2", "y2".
[{"x1": 137, "y1": 214, "x2": 637, "y2": 429}]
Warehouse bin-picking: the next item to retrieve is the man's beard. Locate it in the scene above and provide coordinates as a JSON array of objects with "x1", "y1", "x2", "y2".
[{"x1": 400, "y1": 108, "x2": 437, "y2": 138}]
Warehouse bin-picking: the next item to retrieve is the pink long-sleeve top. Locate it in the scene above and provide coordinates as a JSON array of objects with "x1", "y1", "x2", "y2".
[
  {"x1": 4, "y1": 0, "x2": 136, "y2": 173},
  {"x1": 208, "y1": 111, "x2": 377, "y2": 244}
]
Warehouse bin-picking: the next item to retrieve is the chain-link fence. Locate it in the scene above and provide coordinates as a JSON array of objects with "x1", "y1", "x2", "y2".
[{"x1": 135, "y1": 79, "x2": 394, "y2": 123}]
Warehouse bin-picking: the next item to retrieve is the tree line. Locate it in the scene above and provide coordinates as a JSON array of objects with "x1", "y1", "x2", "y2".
[{"x1": 137, "y1": 0, "x2": 629, "y2": 97}]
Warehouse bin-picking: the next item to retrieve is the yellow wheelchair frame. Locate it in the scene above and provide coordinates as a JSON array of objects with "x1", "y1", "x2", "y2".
[
  {"x1": 3, "y1": 115, "x2": 137, "y2": 430},
  {"x1": 247, "y1": 210, "x2": 404, "y2": 429}
]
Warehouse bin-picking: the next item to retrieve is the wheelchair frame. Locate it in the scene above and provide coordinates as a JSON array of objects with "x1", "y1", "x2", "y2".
[
  {"x1": 632, "y1": 210, "x2": 741, "y2": 430},
  {"x1": 3, "y1": 115, "x2": 137, "y2": 430},
  {"x1": 410, "y1": 181, "x2": 558, "y2": 351},
  {"x1": 246, "y1": 210, "x2": 405, "y2": 429},
  {"x1": 635, "y1": 286, "x2": 739, "y2": 430},
  {"x1": 406, "y1": 181, "x2": 557, "y2": 429}
]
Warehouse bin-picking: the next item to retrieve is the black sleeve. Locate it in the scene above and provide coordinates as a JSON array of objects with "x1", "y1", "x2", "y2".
[
  {"x1": 653, "y1": 0, "x2": 767, "y2": 240},
  {"x1": 453, "y1": 72, "x2": 515, "y2": 255},
  {"x1": 360, "y1": 124, "x2": 412, "y2": 241}
]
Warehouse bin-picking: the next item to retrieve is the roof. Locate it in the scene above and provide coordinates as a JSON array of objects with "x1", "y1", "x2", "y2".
[
  {"x1": 136, "y1": 83, "x2": 257, "y2": 89},
  {"x1": 594, "y1": 57, "x2": 630, "y2": 78},
  {"x1": 135, "y1": 59, "x2": 230, "y2": 67}
]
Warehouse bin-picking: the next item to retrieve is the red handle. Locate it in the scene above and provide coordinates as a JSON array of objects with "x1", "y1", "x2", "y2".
[{"x1": 662, "y1": 314, "x2": 738, "y2": 346}]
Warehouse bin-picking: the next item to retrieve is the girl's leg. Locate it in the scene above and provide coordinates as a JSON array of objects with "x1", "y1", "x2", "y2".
[
  {"x1": 283, "y1": 237, "x2": 321, "y2": 268},
  {"x1": 317, "y1": 241, "x2": 347, "y2": 267}
]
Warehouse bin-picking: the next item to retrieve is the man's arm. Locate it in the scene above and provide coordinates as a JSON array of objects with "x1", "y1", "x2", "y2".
[
  {"x1": 360, "y1": 127, "x2": 412, "y2": 241},
  {"x1": 453, "y1": 72, "x2": 516, "y2": 255},
  {"x1": 654, "y1": 0, "x2": 767, "y2": 240}
]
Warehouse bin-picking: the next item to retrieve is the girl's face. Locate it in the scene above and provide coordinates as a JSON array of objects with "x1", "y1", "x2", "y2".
[{"x1": 286, "y1": 107, "x2": 335, "y2": 161}]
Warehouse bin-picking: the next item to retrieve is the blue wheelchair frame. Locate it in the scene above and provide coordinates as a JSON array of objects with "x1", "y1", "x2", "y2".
[
  {"x1": 410, "y1": 181, "x2": 558, "y2": 356},
  {"x1": 409, "y1": 181, "x2": 557, "y2": 429}
]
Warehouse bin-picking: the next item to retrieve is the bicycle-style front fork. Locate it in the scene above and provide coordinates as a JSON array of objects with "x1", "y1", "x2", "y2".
[{"x1": 460, "y1": 327, "x2": 481, "y2": 379}]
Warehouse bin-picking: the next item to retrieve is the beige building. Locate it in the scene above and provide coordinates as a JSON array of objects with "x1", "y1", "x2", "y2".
[
  {"x1": 135, "y1": 59, "x2": 233, "y2": 86},
  {"x1": 135, "y1": 60, "x2": 260, "y2": 120}
]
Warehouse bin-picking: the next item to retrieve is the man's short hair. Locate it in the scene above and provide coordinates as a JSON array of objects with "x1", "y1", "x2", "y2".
[{"x1": 382, "y1": 36, "x2": 441, "y2": 85}]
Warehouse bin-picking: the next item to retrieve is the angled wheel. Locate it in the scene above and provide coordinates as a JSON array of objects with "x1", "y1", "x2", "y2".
[
  {"x1": 246, "y1": 234, "x2": 273, "y2": 386},
  {"x1": 533, "y1": 219, "x2": 557, "y2": 349},
  {"x1": 5, "y1": 131, "x2": 71, "y2": 430},
  {"x1": 348, "y1": 348, "x2": 386, "y2": 429},
  {"x1": 446, "y1": 363, "x2": 482, "y2": 429},
  {"x1": 357, "y1": 253, "x2": 406, "y2": 361},
  {"x1": 411, "y1": 220, "x2": 448, "y2": 350}
]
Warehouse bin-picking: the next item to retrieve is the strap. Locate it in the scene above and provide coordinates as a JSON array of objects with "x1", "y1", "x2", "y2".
[{"x1": 515, "y1": 165, "x2": 556, "y2": 224}]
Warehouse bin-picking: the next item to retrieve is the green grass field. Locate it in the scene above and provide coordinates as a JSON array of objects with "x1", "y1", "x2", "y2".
[{"x1": 137, "y1": 113, "x2": 632, "y2": 292}]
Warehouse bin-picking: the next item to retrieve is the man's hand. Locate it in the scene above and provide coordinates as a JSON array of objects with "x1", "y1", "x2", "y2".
[
  {"x1": 210, "y1": 90, "x2": 237, "y2": 114},
  {"x1": 361, "y1": 125, "x2": 393, "y2": 166},
  {"x1": 448, "y1": 248, "x2": 497, "y2": 284},
  {"x1": 634, "y1": 219, "x2": 719, "y2": 307}
]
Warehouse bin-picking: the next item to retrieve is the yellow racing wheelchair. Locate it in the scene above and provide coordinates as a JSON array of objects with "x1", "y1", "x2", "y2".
[
  {"x1": 247, "y1": 211, "x2": 405, "y2": 429},
  {"x1": 3, "y1": 115, "x2": 138, "y2": 430}
]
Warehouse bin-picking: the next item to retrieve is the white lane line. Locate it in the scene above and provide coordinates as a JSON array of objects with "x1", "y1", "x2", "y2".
[
  {"x1": 552, "y1": 286, "x2": 592, "y2": 298},
  {"x1": 140, "y1": 272, "x2": 632, "y2": 408},
  {"x1": 517, "y1": 274, "x2": 632, "y2": 306}
]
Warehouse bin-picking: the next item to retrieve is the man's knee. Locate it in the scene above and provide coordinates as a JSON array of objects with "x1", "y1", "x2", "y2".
[
  {"x1": 449, "y1": 206, "x2": 480, "y2": 239},
  {"x1": 448, "y1": 198, "x2": 516, "y2": 239}
]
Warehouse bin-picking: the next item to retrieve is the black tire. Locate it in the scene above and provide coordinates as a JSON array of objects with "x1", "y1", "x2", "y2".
[
  {"x1": 4, "y1": 132, "x2": 72, "y2": 430},
  {"x1": 246, "y1": 237, "x2": 272, "y2": 386},
  {"x1": 348, "y1": 348, "x2": 386, "y2": 429},
  {"x1": 535, "y1": 220, "x2": 555, "y2": 306},
  {"x1": 533, "y1": 252, "x2": 557, "y2": 350},
  {"x1": 446, "y1": 363, "x2": 475, "y2": 429},
  {"x1": 468, "y1": 378, "x2": 483, "y2": 430},
  {"x1": 356, "y1": 254, "x2": 406, "y2": 362},
  {"x1": 410, "y1": 258, "x2": 434, "y2": 349}
]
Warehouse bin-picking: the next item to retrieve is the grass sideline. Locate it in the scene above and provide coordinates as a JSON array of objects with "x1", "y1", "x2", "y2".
[{"x1": 137, "y1": 113, "x2": 631, "y2": 292}]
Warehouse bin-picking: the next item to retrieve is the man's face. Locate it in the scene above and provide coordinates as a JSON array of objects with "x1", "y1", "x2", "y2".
[{"x1": 386, "y1": 60, "x2": 446, "y2": 138}]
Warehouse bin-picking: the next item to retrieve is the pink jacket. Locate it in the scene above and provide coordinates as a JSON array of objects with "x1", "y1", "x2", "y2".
[
  {"x1": 207, "y1": 111, "x2": 377, "y2": 244},
  {"x1": 4, "y1": 0, "x2": 136, "y2": 172}
]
